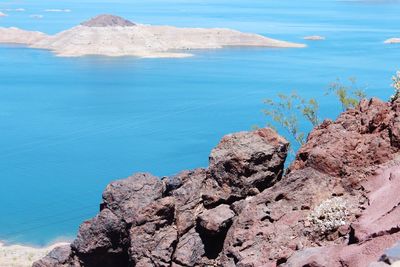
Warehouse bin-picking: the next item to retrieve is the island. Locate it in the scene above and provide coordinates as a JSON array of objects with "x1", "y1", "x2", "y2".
[
  {"x1": 384, "y1": 38, "x2": 400, "y2": 44},
  {"x1": 303, "y1": 35, "x2": 325, "y2": 41},
  {"x1": 0, "y1": 14, "x2": 306, "y2": 58}
]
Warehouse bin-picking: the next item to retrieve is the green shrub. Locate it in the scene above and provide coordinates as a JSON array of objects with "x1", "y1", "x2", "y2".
[
  {"x1": 263, "y1": 92, "x2": 320, "y2": 146},
  {"x1": 262, "y1": 78, "x2": 367, "y2": 150},
  {"x1": 326, "y1": 77, "x2": 366, "y2": 111}
]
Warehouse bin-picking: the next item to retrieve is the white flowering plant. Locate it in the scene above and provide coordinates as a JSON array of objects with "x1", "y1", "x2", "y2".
[
  {"x1": 308, "y1": 197, "x2": 348, "y2": 234},
  {"x1": 391, "y1": 71, "x2": 400, "y2": 101}
]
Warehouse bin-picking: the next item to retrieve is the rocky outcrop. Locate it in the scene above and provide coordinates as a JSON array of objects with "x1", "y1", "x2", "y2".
[
  {"x1": 34, "y1": 128, "x2": 288, "y2": 267},
  {"x1": 34, "y1": 98, "x2": 400, "y2": 267},
  {"x1": 227, "y1": 98, "x2": 400, "y2": 267},
  {"x1": 281, "y1": 97, "x2": 400, "y2": 266},
  {"x1": 290, "y1": 97, "x2": 400, "y2": 184}
]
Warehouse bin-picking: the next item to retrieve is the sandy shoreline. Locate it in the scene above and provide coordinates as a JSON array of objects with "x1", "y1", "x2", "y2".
[{"x1": 0, "y1": 242, "x2": 69, "y2": 267}]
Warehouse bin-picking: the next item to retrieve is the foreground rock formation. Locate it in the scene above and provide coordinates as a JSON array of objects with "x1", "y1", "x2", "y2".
[
  {"x1": 34, "y1": 97, "x2": 400, "y2": 267},
  {"x1": 0, "y1": 14, "x2": 305, "y2": 58}
]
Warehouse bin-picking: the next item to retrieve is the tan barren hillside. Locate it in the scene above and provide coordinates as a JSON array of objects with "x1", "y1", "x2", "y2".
[
  {"x1": 0, "y1": 14, "x2": 306, "y2": 58},
  {"x1": 0, "y1": 27, "x2": 47, "y2": 45}
]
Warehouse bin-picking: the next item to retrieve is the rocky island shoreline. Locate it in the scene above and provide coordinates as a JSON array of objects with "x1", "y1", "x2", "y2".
[
  {"x1": 31, "y1": 96, "x2": 400, "y2": 267},
  {"x1": 0, "y1": 242, "x2": 69, "y2": 267},
  {"x1": 0, "y1": 14, "x2": 305, "y2": 58}
]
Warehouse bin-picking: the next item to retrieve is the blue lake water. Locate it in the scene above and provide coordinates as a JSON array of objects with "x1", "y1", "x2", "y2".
[{"x1": 0, "y1": 0, "x2": 400, "y2": 246}]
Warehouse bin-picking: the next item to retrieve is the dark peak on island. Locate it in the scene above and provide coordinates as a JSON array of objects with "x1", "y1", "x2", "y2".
[{"x1": 80, "y1": 14, "x2": 136, "y2": 27}]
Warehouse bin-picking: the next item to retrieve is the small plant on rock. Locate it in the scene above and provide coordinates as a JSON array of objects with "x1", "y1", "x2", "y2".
[
  {"x1": 263, "y1": 92, "x2": 320, "y2": 146},
  {"x1": 391, "y1": 71, "x2": 400, "y2": 101},
  {"x1": 262, "y1": 78, "x2": 368, "y2": 154},
  {"x1": 327, "y1": 77, "x2": 366, "y2": 111}
]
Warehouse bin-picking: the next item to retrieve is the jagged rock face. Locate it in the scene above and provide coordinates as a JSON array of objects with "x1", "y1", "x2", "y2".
[
  {"x1": 34, "y1": 128, "x2": 288, "y2": 267},
  {"x1": 34, "y1": 98, "x2": 400, "y2": 267},
  {"x1": 71, "y1": 208, "x2": 130, "y2": 266},
  {"x1": 81, "y1": 14, "x2": 136, "y2": 27},
  {"x1": 101, "y1": 173, "x2": 165, "y2": 224},
  {"x1": 208, "y1": 130, "x2": 288, "y2": 200},
  {"x1": 221, "y1": 98, "x2": 400, "y2": 266},
  {"x1": 197, "y1": 204, "x2": 235, "y2": 235},
  {"x1": 290, "y1": 98, "x2": 400, "y2": 185}
]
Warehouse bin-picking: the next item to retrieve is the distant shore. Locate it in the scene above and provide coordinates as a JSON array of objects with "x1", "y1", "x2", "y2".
[
  {"x1": 0, "y1": 242, "x2": 69, "y2": 267},
  {"x1": 303, "y1": 35, "x2": 325, "y2": 41},
  {"x1": 0, "y1": 14, "x2": 306, "y2": 59},
  {"x1": 384, "y1": 37, "x2": 400, "y2": 44}
]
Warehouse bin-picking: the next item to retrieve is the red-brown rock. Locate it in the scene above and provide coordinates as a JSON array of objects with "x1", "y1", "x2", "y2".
[
  {"x1": 35, "y1": 98, "x2": 400, "y2": 267},
  {"x1": 198, "y1": 204, "x2": 235, "y2": 235}
]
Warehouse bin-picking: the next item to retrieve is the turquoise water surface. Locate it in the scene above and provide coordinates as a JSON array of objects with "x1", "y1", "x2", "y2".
[{"x1": 1, "y1": 0, "x2": 400, "y2": 245}]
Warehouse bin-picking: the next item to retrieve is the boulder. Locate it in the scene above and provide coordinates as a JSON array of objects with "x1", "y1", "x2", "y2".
[
  {"x1": 172, "y1": 228, "x2": 205, "y2": 266},
  {"x1": 32, "y1": 245, "x2": 80, "y2": 267},
  {"x1": 209, "y1": 128, "x2": 288, "y2": 196},
  {"x1": 71, "y1": 208, "x2": 129, "y2": 266},
  {"x1": 101, "y1": 172, "x2": 164, "y2": 224},
  {"x1": 197, "y1": 204, "x2": 235, "y2": 235},
  {"x1": 129, "y1": 197, "x2": 177, "y2": 266}
]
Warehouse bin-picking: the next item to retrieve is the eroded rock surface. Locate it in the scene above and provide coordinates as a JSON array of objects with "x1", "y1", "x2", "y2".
[{"x1": 34, "y1": 98, "x2": 400, "y2": 267}]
